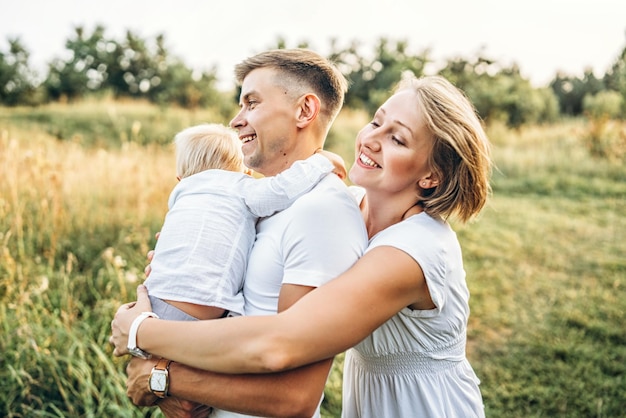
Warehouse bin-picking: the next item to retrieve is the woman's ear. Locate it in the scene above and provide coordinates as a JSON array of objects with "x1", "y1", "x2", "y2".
[
  {"x1": 419, "y1": 175, "x2": 439, "y2": 189},
  {"x1": 295, "y1": 93, "x2": 321, "y2": 128}
]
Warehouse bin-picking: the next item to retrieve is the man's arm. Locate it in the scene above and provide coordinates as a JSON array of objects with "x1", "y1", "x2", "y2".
[
  {"x1": 126, "y1": 282, "x2": 333, "y2": 417},
  {"x1": 128, "y1": 356, "x2": 332, "y2": 418}
]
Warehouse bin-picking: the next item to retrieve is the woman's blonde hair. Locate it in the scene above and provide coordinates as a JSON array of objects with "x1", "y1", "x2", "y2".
[
  {"x1": 174, "y1": 123, "x2": 244, "y2": 178},
  {"x1": 397, "y1": 74, "x2": 492, "y2": 223}
]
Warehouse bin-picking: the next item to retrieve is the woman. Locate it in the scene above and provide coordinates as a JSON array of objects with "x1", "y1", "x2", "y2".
[{"x1": 111, "y1": 74, "x2": 492, "y2": 417}]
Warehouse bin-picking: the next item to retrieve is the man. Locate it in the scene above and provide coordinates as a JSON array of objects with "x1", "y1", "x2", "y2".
[{"x1": 121, "y1": 49, "x2": 367, "y2": 417}]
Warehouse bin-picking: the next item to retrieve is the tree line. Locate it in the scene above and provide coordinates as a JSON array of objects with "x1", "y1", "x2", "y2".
[{"x1": 2, "y1": 25, "x2": 626, "y2": 127}]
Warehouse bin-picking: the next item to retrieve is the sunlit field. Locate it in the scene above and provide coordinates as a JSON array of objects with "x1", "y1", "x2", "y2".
[{"x1": 1, "y1": 101, "x2": 624, "y2": 417}]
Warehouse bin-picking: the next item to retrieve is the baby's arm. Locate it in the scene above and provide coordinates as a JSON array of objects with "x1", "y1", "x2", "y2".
[
  {"x1": 316, "y1": 149, "x2": 347, "y2": 180},
  {"x1": 241, "y1": 152, "x2": 340, "y2": 217}
]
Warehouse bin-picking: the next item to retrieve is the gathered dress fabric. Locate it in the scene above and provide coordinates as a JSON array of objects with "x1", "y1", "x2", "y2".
[{"x1": 342, "y1": 187, "x2": 484, "y2": 418}]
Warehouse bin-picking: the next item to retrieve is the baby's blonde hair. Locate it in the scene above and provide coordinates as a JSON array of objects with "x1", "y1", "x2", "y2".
[{"x1": 174, "y1": 123, "x2": 244, "y2": 178}]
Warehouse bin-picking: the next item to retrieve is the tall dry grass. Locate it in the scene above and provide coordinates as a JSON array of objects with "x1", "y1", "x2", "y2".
[{"x1": 1, "y1": 123, "x2": 175, "y2": 417}]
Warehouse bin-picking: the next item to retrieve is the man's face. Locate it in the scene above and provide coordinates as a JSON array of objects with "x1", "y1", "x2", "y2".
[{"x1": 230, "y1": 68, "x2": 299, "y2": 176}]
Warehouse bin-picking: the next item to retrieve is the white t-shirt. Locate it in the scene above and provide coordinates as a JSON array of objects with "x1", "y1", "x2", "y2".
[
  {"x1": 145, "y1": 154, "x2": 335, "y2": 318},
  {"x1": 212, "y1": 174, "x2": 368, "y2": 418},
  {"x1": 341, "y1": 186, "x2": 484, "y2": 418}
]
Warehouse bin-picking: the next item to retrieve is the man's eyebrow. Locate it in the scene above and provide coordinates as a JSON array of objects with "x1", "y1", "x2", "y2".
[{"x1": 241, "y1": 90, "x2": 258, "y2": 102}]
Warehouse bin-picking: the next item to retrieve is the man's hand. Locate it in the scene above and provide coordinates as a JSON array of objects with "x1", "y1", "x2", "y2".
[
  {"x1": 126, "y1": 358, "x2": 211, "y2": 418},
  {"x1": 158, "y1": 398, "x2": 213, "y2": 418},
  {"x1": 126, "y1": 357, "x2": 160, "y2": 406},
  {"x1": 110, "y1": 285, "x2": 153, "y2": 356}
]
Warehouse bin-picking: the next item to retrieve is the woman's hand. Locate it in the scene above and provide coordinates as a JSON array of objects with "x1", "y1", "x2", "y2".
[{"x1": 110, "y1": 284, "x2": 153, "y2": 356}]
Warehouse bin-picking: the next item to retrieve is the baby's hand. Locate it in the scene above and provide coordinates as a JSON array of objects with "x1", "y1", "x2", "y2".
[{"x1": 317, "y1": 150, "x2": 347, "y2": 180}]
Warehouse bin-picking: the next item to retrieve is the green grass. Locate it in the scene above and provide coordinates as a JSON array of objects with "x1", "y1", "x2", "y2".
[
  {"x1": 463, "y1": 121, "x2": 626, "y2": 417},
  {"x1": 464, "y1": 195, "x2": 625, "y2": 416},
  {"x1": 1, "y1": 102, "x2": 624, "y2": 417},
  {"x1": 0, "y1": 98, "x2": 230, "y2": 149}
]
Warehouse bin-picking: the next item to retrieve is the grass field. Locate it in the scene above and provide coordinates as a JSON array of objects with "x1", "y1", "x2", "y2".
[{"x1": 1, "y1": 101, "x2": 624, "y2": 417}]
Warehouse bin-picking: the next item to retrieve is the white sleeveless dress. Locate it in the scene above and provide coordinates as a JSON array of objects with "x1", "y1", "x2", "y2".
[{"x1": 342, "y1": 187, "x2": 484, "y2": 418}]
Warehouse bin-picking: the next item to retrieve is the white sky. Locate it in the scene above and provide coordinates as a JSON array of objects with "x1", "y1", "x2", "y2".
[{"x1": 1, "y1": 0, "x2": 625, "y2": 89}]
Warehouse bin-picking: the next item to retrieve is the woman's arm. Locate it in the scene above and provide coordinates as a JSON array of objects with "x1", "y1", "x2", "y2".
[{"x1": 112, "y1": 245, "x2": 430, "y2": 373}]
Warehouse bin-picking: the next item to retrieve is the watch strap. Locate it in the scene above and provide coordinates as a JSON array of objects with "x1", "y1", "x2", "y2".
[
  {"x1": 127, "y1": 311, "x2": 159, "y2": 358},
  {"x1": 150, "y1": 358, "x2": 172, "y2": 398}
]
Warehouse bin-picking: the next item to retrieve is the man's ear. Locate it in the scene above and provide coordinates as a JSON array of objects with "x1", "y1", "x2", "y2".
[{"x1": 295, "y1": 93, "x2": 321, "y2": 128}]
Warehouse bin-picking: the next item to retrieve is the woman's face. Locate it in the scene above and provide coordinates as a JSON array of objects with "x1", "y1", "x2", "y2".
[{"x1": 348, "y1": 89, "x2": 435, "y2": 197}]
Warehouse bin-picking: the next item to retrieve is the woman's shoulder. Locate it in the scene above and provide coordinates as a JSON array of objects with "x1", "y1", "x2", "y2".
[
  {"x1": 368, "y1": 213, "x2": 456, "y2": 262},
  {"x1": 380, "y1": 212, "x2": 449, "y2": 238}
]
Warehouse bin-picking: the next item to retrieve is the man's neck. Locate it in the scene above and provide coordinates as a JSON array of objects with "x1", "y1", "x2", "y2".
[{"x1": 262, "y1": 143, "x2": 324, "y2": 176}]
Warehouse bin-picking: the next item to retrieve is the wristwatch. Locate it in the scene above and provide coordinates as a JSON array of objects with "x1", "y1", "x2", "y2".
[
  {"x1": 149, "y1": 358, "x2": 172, "y2": 398},
  {"x1": 127, "y1": 311, "x2": 159, "y2": 359}
]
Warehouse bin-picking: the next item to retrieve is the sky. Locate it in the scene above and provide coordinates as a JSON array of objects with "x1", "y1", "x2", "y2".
[{"x1": 1, "y1": 0, "x2": 625, "y2": 89}]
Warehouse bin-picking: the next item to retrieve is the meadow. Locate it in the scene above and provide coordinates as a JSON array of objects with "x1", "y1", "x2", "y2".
[{"x1": 0, "y1": 100, "x2": 625, "y2": 417}]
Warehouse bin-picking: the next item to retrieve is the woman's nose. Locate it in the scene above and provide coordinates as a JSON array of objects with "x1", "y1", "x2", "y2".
[{"x1": 361, "y1": 131, "x2": 381, "y2": 152}]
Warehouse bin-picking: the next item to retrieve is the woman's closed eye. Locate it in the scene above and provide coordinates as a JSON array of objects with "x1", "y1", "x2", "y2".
[{"x1": 391, "y1": 136, "x2": 405, "y2": 146}]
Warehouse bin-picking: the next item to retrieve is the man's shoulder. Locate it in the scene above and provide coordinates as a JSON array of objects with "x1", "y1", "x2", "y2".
[
  {"x1": 287, "y1": 177, "x2": 358, "y2": 216},
  {"x1": 296, "y1": 175, "x2": 355, "y2": 203}
]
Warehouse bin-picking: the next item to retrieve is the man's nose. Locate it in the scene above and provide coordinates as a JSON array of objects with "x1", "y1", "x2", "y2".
[{"x1": 229, "y1": 111, "x2": 244, "y2": 129}]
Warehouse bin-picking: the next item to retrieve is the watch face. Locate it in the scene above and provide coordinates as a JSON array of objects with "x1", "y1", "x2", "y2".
[{"x1": 150, "y1": 371, "x2": 167, "y2": 391}]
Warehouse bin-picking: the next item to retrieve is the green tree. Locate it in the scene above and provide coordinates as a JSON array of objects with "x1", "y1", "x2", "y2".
[
  {"x1": 110, "y1": 30, "x2": 161, "y2": 98},
  {"x1": 583, "y1": 90, "x2": 623, "y2": 119},
  {"x1": 0, "y1": 37, "x2": 39, "y2": 105},
  {"x1": 43, "y1": 25, "x2": 112, "y2": 101},
  {"x1": 439, "y1": 55, "x2": 559, "y2": 127},
  {"x1": 550, "y1": 69, "x2": 605, "y2": 116},
  {"x1": 42, "y1": 25, "x2": 223, "y2": 110},
  {"x1": 329, "y1": 38, "x2": 428, "y2": 113},
  {"x1": 603, "y1": 42, "x2": 626, "y2": 115}
]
